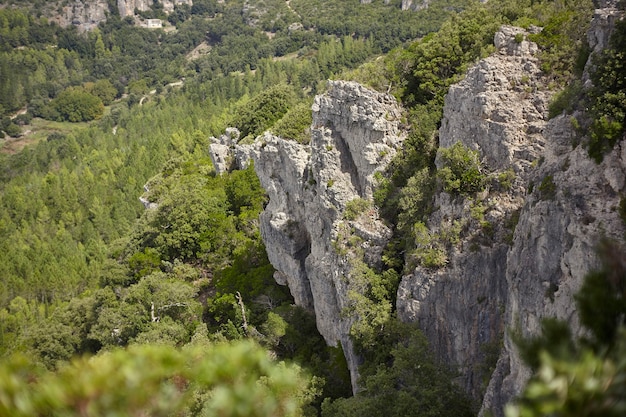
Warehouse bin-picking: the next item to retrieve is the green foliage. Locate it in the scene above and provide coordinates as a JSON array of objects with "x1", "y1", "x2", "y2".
[
  {"x1": 537, "y1": 175, "x2": 557, "y2": 200},
  {"x1": 575, "y1": 240, "x2": 626, "y2": 350},
  {"x1": 512, "y1": 318, "x2": 577, "y2": 372},
  {"x1": 495, "y1": 169, "x2": 516, "y2": 191},
  {"x1": 230, "y1": 84, "x2": 295, "y2": 140},
  {"x1": 85, "y1": 79, "x2": 117, "y2": 106},
  {"x1": 0, "y1": 341, "x2": 315, "y2": 417},
  {"x1": 587, "y1": 18, "x2": 626, "y2": 162},
  {"x1": 127, "y1": 247, "x2": 161, "y2": 279},
  {"x1": 506, "y1": 341, "x2": 626, "y2": 417},
  {"x1": 322, "y1": 322, "x2": 474, "y2": 417},
  {"x1": 548, "y1": 80, "x2": 583, "y2": 119},
  {"x1": 50, "y1": 87, "x2": 104, "y2": 122},
  {"x1": 344, "y1": 260, "x2": 394, "y2": 349},
  {"x1": 0, "y1": 120, "x2": 21, "y2": 137},
  {"x1": 437, "y1": 142, "x2": 485, "y2": 195},
  {"x1": 343, "y1": 198, "x2": 371, "y2": 221},
  {"x1": 271, "y1": 100, "x2": 313, "y2": 144},
  {"x1": 409, "y1": 221, "x2": 450, "y2": 269},
  {"x1": 395, "y1": 5, "x2": 501, "y2": 106},
  {"x1": 291, "y1": 0, "x2": 463, "y2": 53},
  {"x1": 397, "y1": 167, "x2": 436, "y2": 236}
]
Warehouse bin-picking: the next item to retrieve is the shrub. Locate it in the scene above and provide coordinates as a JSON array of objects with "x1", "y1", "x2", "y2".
[
  {"x1": 437, "y1": 142, "x2": 485, "y2": 195},
  {"x1": 344, "y1": 198, "x2": 371, "y2": 221},
  {"x1": 538, "y1": 175, "x2": 557, "y2": 200},
  {"x1": 496, "y1": 169, "x2": 516, "y2": 191},
  {"x1": 13, "y1": 113, "x2": 32, "y2": 126},
  {"x1": 410, "y1": 222, "x2": 448, "y2": 269},
  {"x1": 271, "y1": 101, "x2": 312, "y2": 144},
  {"x1": 548, "y1": 80, "x2": 583, "y2": 119},
  {"x1": 587, "y1": 18, "x2": 626, "y2": 162},
  {"x1": 51, "y1": 87, "x2": 104, "y2": 122},
  {"x1": 2, "y1": 122, "x2": 21, "y2": 137},
  {"x1": 231, "y1": 84, "x2": 295, "y2": 140}
]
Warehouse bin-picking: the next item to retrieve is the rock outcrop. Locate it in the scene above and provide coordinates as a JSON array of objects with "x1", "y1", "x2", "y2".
[
  {"x1": 34, "y1": 0, "x2": 193, "y2": 29},
  {"x1": 209, "y1": 128, "x2": 255, "y2": 175},
  {"x1": 398, "y1": 24, "x2": 550, "y2": 400},
  {"x1": 117, "y1": 0, "x2": 193, "y2": 18},
  {"x1": 401, "y1": 0, "x2": 429, "y2": 11},
  {"x1": 50, "y1": 0, "x2": 111, "y2": 31},
  {"x1": 249, "y1": 81, "x2": 406, "y2": 390},
  {"x1": 397, "y1": 15, "x2": 625, "y2": 417},
  {"x1": 209, "y1": 6, "x2": 624, "y2": 415},
  {"x1": 480, "y1": 9, "x2": 626, "y2": 415}
]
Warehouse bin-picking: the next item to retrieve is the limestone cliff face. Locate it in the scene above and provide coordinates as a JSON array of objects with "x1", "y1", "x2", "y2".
[
  {"x1": 397, "y1": 25, "x2": 550, "y2": 399},
  {"x1": 481, "y1": 8, "x2": 626, "y2": 415},
  {"x1": 250, "y1": 81, "x2": 406, "y2": 390},
  {"x1": 117, "y1": 0, "x2": 193, "y2": 18},
  {"x1": 397, "y1": 13, "x2": 625, "y2": 417},
  {"x1": 35, "y1": 0, "x2": 193, "y2": 28},
  {"x1": 50, "y1": 0, "x2": 111, "y2": 30},
  {"x1": 209, "y1": 6, "x2": 624, "y2": 414}
]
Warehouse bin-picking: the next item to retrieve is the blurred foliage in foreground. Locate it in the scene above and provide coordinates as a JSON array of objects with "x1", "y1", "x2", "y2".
[{"x1": 0, "y1": 339, "x2": 318, "y2": 417}]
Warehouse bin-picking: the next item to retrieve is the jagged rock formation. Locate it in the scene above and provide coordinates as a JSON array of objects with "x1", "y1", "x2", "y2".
[
  {"x1": 480, "y1": 9, "x2": 626, "y2": 415},
  {"x1": 244, "y1": 81, "x2": 405, "y2": 390},
  {"x1": 49, "y1": 0, "x2": 111, "y2": 31},
  {"x1": 397, "y1": 14, "x2": 625, "y2": 417},
  {"x1": 209, "y1": 5, "x2": 624, "y2": 414},
  {"x1": 209, "y1": 128, "x2": 255, "y2": 175},
  {"x1": 401, "y1": 0, "x2": 429, "y2": 11},
  {"x1": 117, "y1": 0, "x2": 193, "y2": 18},
  {"x1": 397, "y1": 24, "x2": 550, "y2": 400},
  {"x1": 26, "y1": 0, "x2": 193, "y2": 29}
]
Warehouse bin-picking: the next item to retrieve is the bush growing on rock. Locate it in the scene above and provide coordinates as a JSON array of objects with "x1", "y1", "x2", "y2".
[{"x1": 437, "y1": 142, "x2": 486, "y2": 195}]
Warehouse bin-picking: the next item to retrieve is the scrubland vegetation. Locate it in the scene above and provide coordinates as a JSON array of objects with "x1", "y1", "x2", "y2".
[{"x1": 0, "y1": 0, "x2": 624, "y2": 415}]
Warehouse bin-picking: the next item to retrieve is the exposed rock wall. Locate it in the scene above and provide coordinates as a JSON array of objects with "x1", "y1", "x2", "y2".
[
  {"x1": 117, "y1": 0, "x2": 151, "y2": 17},
  {"x1": 46, "y1": 0, "x2": 194, "y2": 27},
  {"x1": 398, "y1": 14, "x2": 625, "y2": 417},
  {"x1": 51, "y1": 0, "x2": 111, "y2": 31},
  {"x1": 250, "y1": 81, "x2": 406, "y2": 390},
  {"x1": 209, "y1": 6, "x2": 624, "y2": 415},
  {"x1": 117, "y1": 0, "x2": 194, "y2": 18},
  {"x1": 398, "y1": 24, "x2": 551, "y2": 399},
  {"x1": 481, "y1": 8, "x2": 626, "y2": 415},
  {"x1": 401, "y1": 0, "x2": 429, "y2": 11}
]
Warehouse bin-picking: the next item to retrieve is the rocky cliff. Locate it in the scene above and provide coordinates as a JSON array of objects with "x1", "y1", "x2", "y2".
[
  {"x1": 398, "y1": 9, "x2": 625, "y2": 417},
  {"x1": 210, "y1": 4, "x2": 624, "y2": 415},
  {"x1": 48, "y1": 0, "x2": 111, "y2": 31},
  {"x1": 255, "y1": 81, "x2": 405, "y2": 390},
  {"x1": 116, "y1": 0, "x2": 193, "y2": 18},
  {"x1": 212, "y1": 81, "x2": 406, "y2": 390},
  {"x1": 397, "y1": 24, "x2": 550, "y2": 400},
  {"x1": 25, "y1": 0, "x2": 193, "y2": 29}
]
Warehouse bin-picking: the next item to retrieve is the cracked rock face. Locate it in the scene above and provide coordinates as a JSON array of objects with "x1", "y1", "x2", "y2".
[
  {"x1": 117, "y1": 0, "x2": 193, "y2": 18},
  {"x1": 399, "y1": 25, "x2": 550, "y2": 401},
  {"x1": 398, "y1": 21, "x2": 626, "y2": 417},
  {"x1": 251, "y1": 81, "x2": 406, "y2": 391},
  {"x1": 438, "y1": 25, "x2": 549, "y2": 175}
]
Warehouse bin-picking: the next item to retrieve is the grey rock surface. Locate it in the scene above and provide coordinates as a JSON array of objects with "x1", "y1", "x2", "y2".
[{"x1": 251, "y1": 80, "x2": 406, "y2": 391}]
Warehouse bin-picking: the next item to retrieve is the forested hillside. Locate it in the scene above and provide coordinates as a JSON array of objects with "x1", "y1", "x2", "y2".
[{"x1": 1, "y1": 0, "x2": 625, "y2": 416}]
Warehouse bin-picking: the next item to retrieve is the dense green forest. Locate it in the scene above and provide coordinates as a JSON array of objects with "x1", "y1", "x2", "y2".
[{"x1": 0, "y1": 0, "x2": 625, "y2": 415}]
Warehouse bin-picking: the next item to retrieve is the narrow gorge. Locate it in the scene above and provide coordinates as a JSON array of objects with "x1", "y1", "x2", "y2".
[{"x1": 212, "y1": 3, "x2": 626, "y2": 414}]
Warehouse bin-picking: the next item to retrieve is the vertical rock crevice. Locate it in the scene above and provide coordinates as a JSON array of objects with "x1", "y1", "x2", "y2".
[{"x1": 251, "y1": 81, "x2": 406, "y2": 391}]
